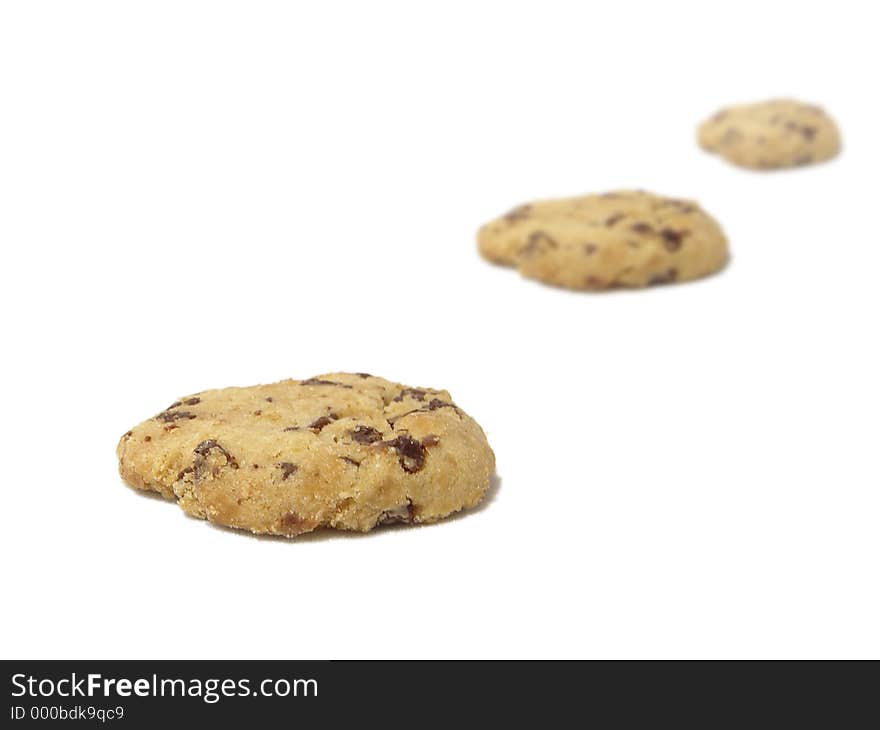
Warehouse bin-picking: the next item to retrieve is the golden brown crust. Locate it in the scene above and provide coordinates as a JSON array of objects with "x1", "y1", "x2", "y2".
[
  {"x1": 477, "y1": 190, "x2": 728, "y2": 290},
  {"x1": 117, "y1": 373, "x2": 495, "y2": 537},
  {"x1": 697, "y1": 98, "x2": 841, "y2": 170}
]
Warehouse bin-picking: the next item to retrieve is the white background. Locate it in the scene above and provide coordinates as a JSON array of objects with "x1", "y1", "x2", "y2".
[{"x1": 1, "y1": 1, "x2": 878, "y2": 659}]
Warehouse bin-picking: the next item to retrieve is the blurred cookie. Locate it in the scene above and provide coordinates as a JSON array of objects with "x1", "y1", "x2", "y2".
[
  {"x1": 477, "y1": 190, "x2": 728, "y2": 290},
  {"x1": 698, "y1": 98, "x2": 841, "y2": 169},
  {"x1": 117, "y1": 373, "x2": 495, "y2": 537}
]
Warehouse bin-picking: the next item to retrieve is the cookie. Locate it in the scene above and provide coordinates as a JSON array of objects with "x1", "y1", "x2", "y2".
[
  {"x1": 117, "y1": 373, "x2": 495, "y2": 537},
  {"x1": 697, "y1": 98, "x2": 841, "y2": 170},
  {"x1": 477, "y1": 190, "x2": 728, "y2": 290}
]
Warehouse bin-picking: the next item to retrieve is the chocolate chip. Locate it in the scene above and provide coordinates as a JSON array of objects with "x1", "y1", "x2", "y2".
[
  {"x1": 340, "y1": 456, "x2": 361, "y2": 467},
  {"x1": 411, "y1": 398, "x2": 458, "y2": 413},
  {"x1": 355, "y1": 373, "x2": 372, "y2": 378},
  {"x1": 630, "y1": 222, "x2": 653, "y2": 235},
  {"x1": 378, "y1": 498, "x2": 416, "y2": 525},
  {"x1": 423, "y1": 398, "x2": 455, "y2": 413},
  {"x1": 280, "y1": 511, "x2": 308, "y2": 531},
  {"x1": 144, "y1": 435, "x2": 151, "y2": 442},
  {"x1": 384, "y1": 435, "x2": 428, "y2": 473},
  {"x1": 156, "y1": 410, "x2": 197, "y2": 423},
  {"x1": 421, "y1": 434, "x2": 440, "y2": 447},
  {"x1": 800, "y1": 126, "x2": 817, "y2": 140},
  {"x1": 393, "y1": 388, "x2": 427, "y2": 402},
  {"x1": 184, "y1": 397, "x2": 200, "y2": 406},
  {"x1": 193, "y1": 439, "x2": 239, "y2": 469},
  {"x1": 163, "y1": 425, "x2": 178, "y2": 431},
  {"x1": 351, "y1": 425, "x2": 383, "y2": 444},
  {"x1": 425, "y1": 398, "x2": 453, "y2": 411},
  {"x1": 123, "y1": 430, "x2": 133, "y2": 439},
  {"x1": 661, "y1": 228, "x2": 687, "y2": 251},
  {"x1": 583, "y1": 243, "x2": 598, "y2": 255},
  {"x1": 503, "y1": 204, "x2": 532, "y2": 223},
  {"x1": 657, "y1": 198, "x2": 695, "y2": 214},
  {"x1": 721, "y1": 128, "x2": 742, "y2": 145},
  {"x1": 265, "y1": 397, "x2": 273, "y2": 403},
  {"x1": 387, "y1": 398, "x2": 459, "y2": 426},
  {"x1": 252, "y1": 464, "x2": 260, "y2": 469},
  {"x1": 308, "y1": 414, "x2": 338, "y2": 432},
  {"x1": 605, "y1": 213, "x2": 624, "y2": 227},
  {"x1": 253, "y1": 410, "x2": 262, "y2": 416},
  {"x1": 178, "y1": 439, "x2": 239, "y2": 483},
  {"x1": 282, "y1": 425, "x2": 300, "y2": 432},
  {"x1": 520, "y1": 230, "x2": 557, "y2": 256},
  {"x1": 300, "y1": 377, "x2": 352, "y2": 389},
  {"x1": 649, "y1": 268, "x2": 679, "y2": 285},
  {"x1": 276, "y1": 462, "x2": 298, "y2": 480}
]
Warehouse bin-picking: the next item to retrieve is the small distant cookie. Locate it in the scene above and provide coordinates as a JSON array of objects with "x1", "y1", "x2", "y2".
[
  {"x1": 117, "y1": 373, "x2": 495, "y2": 537},
  {"x1": 698, "y1": 98, "x2": 841, "y2": 170},
  {"x1": 477, "y1": 190, "x2": 728, "y2": 290}
]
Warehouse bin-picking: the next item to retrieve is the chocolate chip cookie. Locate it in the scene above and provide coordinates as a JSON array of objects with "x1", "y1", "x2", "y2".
[
  {"x1": 117, "y1": 373, "x2": 495, "y2": 537},
  {"x1": 698, "y1": 98, "x2": 841, "y2": 170},
  {"x1": 477, "y1": 190, "x2": 728, "y2": 290}
]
